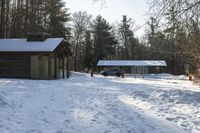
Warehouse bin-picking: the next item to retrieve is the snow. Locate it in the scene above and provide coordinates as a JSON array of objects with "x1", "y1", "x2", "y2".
[
  {"x1": 97, "y1": 60, "x2": 167, "y2": 66},
  {"x1": 0, "y1": 38, "x2": 63, "y2": 52},
  {"x1": 0, "y1": 73, "x2": 199, "y2": 133}
]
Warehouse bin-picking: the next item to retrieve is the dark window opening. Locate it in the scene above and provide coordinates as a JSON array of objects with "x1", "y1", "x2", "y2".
[{"x1": 0, "y1": 56, "x2": 30, "y2": 61}]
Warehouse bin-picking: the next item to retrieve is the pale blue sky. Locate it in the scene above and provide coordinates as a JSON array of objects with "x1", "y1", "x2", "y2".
[{"x1": 66, "y1": 0, "x2": 149, "y2": 37}]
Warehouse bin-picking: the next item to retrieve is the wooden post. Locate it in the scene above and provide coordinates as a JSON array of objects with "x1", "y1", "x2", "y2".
[
  {"x1": 54, "y1": 53, "x2": 57, "y2": 80},
  {"x1": 136, "y1": 66, "x2": 137, "y2": 78},
  {"x1": 90, "y1": 68, "x2": 94, "y2": 77},
  {"x1": 67, "y1": 56, "x2": 70, "y2": 79},
  {"x1": 48, "y1": 55, "x2": 51, "y2": 80},
  {"x1": 135, "y1": 66, "x2": 136, "y2": 78},
  {"x1": 189, "y1": 75, "x2": 192, "y2": 81},
  {"x1": 62, "y1": 56, "x2": 65, "y2": 79},
  {"x1": 142, "y1": 66, "x2": 144, "y2": 79},
  {"x1": 121, "y1": 70, "x2": 124, "y2": 78}
]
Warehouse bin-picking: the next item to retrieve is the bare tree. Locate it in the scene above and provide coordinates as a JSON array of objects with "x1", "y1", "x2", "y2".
[
  {"x1": 149, "y1": 0, "x2": 200, "y2": 20},
  {"x1": 72, "y1": 11, "x2": 92, "y2": 71},
  {"x1": 0, "y1": 0, "x2": 6, "y2": 38},
  {"x1": 148, "y1": 0, "x2": 200, "y2": 73}
]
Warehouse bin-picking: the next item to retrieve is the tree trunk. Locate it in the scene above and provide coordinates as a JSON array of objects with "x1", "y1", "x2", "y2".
[
  {"x1": 0, "y1": 0, "x2": 5, "y2": 38},
  {"x1": 74, "y1": 34, "x2": 80, "y2": 71}
]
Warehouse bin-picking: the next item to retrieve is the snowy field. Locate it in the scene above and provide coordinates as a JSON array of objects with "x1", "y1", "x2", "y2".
[{"x1": 0, "y1": 73, "x2": 200, "y2": 133}]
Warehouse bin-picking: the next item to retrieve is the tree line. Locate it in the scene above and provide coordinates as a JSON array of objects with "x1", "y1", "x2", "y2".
[
  {"x1": 0, "y1": 0, "x2": 70, "y2": 38},
  {"x1": 92, "y1": 0, "x2": 200, "y2": 75},
  {"x1": 1, "y1": 0, "x2": 200, "y2": 75},
  {"x1": 71, "y1": 13, "x2": 146, "y2": 72},
  {"x1": 147, "y1": 0, "x2": 200, "y2": 74}
]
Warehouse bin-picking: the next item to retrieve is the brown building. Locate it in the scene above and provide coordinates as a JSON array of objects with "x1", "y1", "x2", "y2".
[{"x1": 0, "y1": 33, "x2": 72, "y2": 80}]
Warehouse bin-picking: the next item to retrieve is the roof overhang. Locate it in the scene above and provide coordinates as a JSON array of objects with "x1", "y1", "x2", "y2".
[
  {"x1": 97, "y1": 60, "x2": 167, "y2": 67},
  {"x1": 0, "y1": 38, "x2": 72, "y2": 56},
  {"x1": 0, "y1": 38, "x2": 64, "y2": 52}
]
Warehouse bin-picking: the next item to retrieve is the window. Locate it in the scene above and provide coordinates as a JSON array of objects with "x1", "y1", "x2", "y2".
[{"x1": 0, "y1": 56, "x2": 30, "y2": 61}]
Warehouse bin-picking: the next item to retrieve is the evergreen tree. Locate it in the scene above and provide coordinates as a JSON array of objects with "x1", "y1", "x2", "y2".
[
  {"x1": 47, "y1": 0, "x2": 70, "y2": 37},
  {"x1": 118, "y1": 15, "x2": 134, "y2": 59},
  {"x1": 118, "y1": 15, "x2": 141, "y2": 60},
  {"x1": 84, "y1": 30, "x2": 94, "y2": 70},
  {"x1": 0, "y1": 0, "x2": 70, "y2": 38},
  {"x1": 92, "y1": 15, "x2": 118, "y2": 65}
]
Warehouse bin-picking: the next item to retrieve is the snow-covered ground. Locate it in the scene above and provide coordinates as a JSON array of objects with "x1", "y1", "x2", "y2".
[{"x1": 0, "y1": 73, "x2": 199, "y2": 133}]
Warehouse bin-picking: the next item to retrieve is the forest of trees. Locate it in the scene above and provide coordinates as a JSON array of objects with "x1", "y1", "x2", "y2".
[
  {"x1": 147, "y1": 0, "x2": 200, "y2": 74},
  {"x1": 0, "y1": 0, "x2": 70, "y2": 38},
  {"x1": 1, "y1": 0, "x2": 200, "y2": 75},
  {"x1": 71, "y1": 13, "x2": 144, "y2": 72}
]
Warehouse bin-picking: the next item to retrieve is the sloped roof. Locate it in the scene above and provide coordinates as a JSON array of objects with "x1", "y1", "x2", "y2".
[
  {"x1": 97, "y1": 60, "x2": 167, "y2": 67},
  {"x1": 0, "y1": 38, "x2": 64, "y2": 52}
]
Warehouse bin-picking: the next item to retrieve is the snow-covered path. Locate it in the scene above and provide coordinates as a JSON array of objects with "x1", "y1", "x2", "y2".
[{"x1": 0, "y1": 73, "x2": 199, "y2": 133}]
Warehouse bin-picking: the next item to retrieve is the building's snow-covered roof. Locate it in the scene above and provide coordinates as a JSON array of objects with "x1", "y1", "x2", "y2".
[
  {"x1": 0, "y1": 38, "x2": 64, "y2": 52},
  {"x1": 97, "y1": 60, "x2": 167, "y2": 67}
]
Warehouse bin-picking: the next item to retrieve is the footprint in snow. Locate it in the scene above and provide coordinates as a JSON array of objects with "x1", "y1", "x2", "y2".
[
  {"x1": 103, "y1": 130, "x2": 111, "y2": 133},
  {"x1": 63, "y1": 120, "x2": 73, "y2": 129},
  {"x1": 96, "y1": 121, "x2": 101, "y2": 124},
  {"x1": 112, "y1": 114, "x2": 118, "y2": 118},
  {"x1": 61, "y1": 111, "x2": 67, "y2": 114},
  {"x1": 97, "y1": 111, "x2": 105, "y2": 116},
  {"x1": 91, "y1": 118, "x2": 97, "y2": 122},
  {"x1": 108, "y1": 121, "x2": 119, "y2": 129},
  {"x1": 64, "y1": 119, "x2": 71, "y2": 124},
  {"x1": 0, "y1": 125, "x2": 4, "y2": 128},
  {"x1": 44, "y1": 106, "x2": 48, "y2": 109},
  {"x1": 41, "y1": 110, "x2": 45, "y2": 114},
  {"x1": 17, "y1": 121, "x2": 22, "y2": 125},
  {"x1": 55, "y1": 131, "x2": 67, "y2": 133},
  {"x1": 166, "y1": 117, "x2": 176, "y2": 121},
  {"x1": 41, "y1": 118, "x2": 49, "y2": 124},
  {"x1": 25, "y1": 130, "x2": 37, "y2": 133},
  {"x1": 127, "y1": 128, "x2": 137, "y2": 133},
  {"x1": 128, "y1": 117, "x2": 134, "y2": 121}
]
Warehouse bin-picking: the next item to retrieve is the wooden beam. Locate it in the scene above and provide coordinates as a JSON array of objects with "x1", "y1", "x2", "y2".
[
  {"x1": 67, "y1": 56, "x2": 69, "y2": 78},
  {"x1": 135, "y1": 66, "x2": 136, "y2": 78},
  {"x1": 142, "y1": 66, "x2": 144, "y2": 79},
  {"x1": 0, "y1": 52, "x2": 52, "y2": 56},
  {"x1": 48, "y1": 55, "x2": 51, "y2": 80},
  {"x1": 62, "y1": 56, "x2": 65, "y2": 79},
  {"x1": 136, "y1": 66, "x2": 137, "y2": 78},
  {"x1": 54, "y1": 53, "x2": 57, "y2": 80}
]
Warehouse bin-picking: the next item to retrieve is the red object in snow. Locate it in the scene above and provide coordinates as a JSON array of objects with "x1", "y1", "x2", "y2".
[
  {"x1": 121, "y1": 70, "x2": 124, "y2": 78},
  {"x1": 189, "y1": 75, "x2": 192, "y2": 81},
  {"x1": 90, "y1": 68, "x2": 94, "y2": 77}
]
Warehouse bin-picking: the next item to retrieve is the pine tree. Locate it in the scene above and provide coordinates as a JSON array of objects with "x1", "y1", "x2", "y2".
[
  {"x1": 118, "y1": 15, "x2": 134, "y2": 59},
  {"x1": 1, "y1": 0, "x2": 70, "y2": 38},
  {"x1": 84, "y1": 30, "x2": 94, "y2": 70},
  {"x1": 47, "y1": 0, "x2": 70, "y2": 37},
  {"x1": 92, "y1": 15, "x2": 118, "y2": 65},
  {"x1": 0, "y1": 0, "x2": 6, "y2": 38},
  {"x1": 118, "y1": 15, "x2": 141, "y2": 60}
]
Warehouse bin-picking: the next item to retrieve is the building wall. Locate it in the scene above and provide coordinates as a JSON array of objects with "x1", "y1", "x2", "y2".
[
  {"x1": 0, "y1": 55, "x2": 31, "y2": 78},
  {"x1": 31, "y1": 55, "x2": 57, "y2": 80},
  {"x1": 0, "y1": 54, "x2": 69, "y2": 80},
  {"x1": 31, "y1": 55, "x2": 70, "y2": 80},
  {"x1": 56, "y1": 57, "x2": 59, "y2": 79},
  {"x1": 100, "y1": 66, "x2": 148, "y2": 74},
  {"x1": 50, "y1": 58, "x2": 55, "y2": 79},
  {"x1": 31, "y1": 55, "x2": 38, "y2": 79},
  {"x1": 38, "y1": 56, "x2": 49, "y2": 79},
  {"x1": 131, "y1": 67, "x2": 148, "y2": 74}
]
